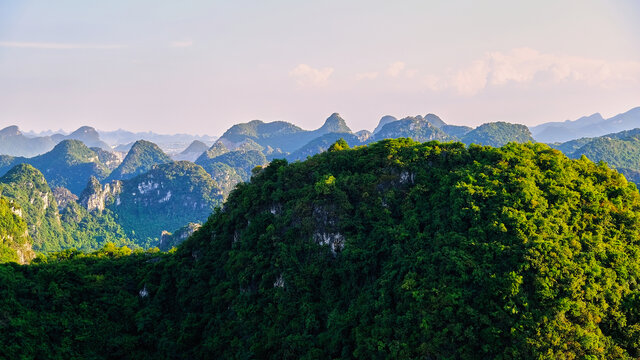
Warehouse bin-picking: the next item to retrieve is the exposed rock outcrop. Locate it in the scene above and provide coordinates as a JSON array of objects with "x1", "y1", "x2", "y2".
[{"x1": 79, "y1": 176, "x2": 122, "y2": 212}]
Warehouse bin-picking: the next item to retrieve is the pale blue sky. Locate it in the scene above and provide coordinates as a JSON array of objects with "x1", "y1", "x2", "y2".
[{"x1": 1, "y1": 0, "x2": 639, "y2": 135}]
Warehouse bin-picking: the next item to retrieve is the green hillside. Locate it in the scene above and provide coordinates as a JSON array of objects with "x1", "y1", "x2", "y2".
[
  {"x1": 461, "y1": 121, "x2": 534, "y2": 147},
  {"x1": 372, "y1": 116, "x2": 453, "y2": 142},
  {"x1": 0, "y1": 140, "x2": 111, "y2": 195},
  {"x1": 1, "y1": 139, "x2": 640, "y2": 358},
  {"x1": 0, "y1": 164, "x2": 70, "y2": 251},
  {"x1": 108, "y1": 161, "x2": 223, "y2": 245},
  {"x1": 107, "y1": 140, "x2": 172, "y2": 181}
]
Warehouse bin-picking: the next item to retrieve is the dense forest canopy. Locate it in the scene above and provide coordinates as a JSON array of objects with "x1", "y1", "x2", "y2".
[{"x1": 2, "y1": 139, "x2": 640, "y2": 358}]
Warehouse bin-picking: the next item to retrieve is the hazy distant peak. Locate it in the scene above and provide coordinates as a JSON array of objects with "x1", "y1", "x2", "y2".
[
  {"x1": 319, "y1": 113, "x2": 351, "y2": 133},
  {"x1": 425, "y1": 113, "x2": 446, "y2": 128},
  {"x1": 0, "y1": 125, "x2": 22, "y2": 137},
  {"x1": 570, "y1": 113, "x2": 604, "y2": 124},
  {"x1": 373, "y1": 115, "x2": 398, "y2": 134},
  {"x1": 70, "y1": 126, "x2": 99, "y2": 136},
  {"x1": 180, "y1": 140, "x2": 209, "y2": 155}
]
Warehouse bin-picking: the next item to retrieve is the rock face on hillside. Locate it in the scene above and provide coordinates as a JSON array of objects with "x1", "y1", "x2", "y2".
[
  {"x1": 79, "y1": 177, "x2": 123, "y2": 212},
  {"x1": 52, "y1": 187, "x2": 78, "y2": 211},
  {"x1": 107, "y1": 161, "x2": 223, "y2": 242},
  {"x1": 159, "y1": 222, "x2": 201, "y2": 251}
]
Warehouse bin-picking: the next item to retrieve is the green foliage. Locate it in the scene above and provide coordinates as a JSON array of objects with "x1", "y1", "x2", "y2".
[
  {"x1": 167, "y1": 139, "x2": 640, "y2": 358},
  {"x1": 328, "y1": 138, "x2": 350, "y2": 152},
  {"x1": 0, "y1": 244, "x2": 162, "y2": 359},
  {"x1": 0, "y1": 197, "x2": 33, "y2": 263},
  {"x1": 60, "y1": 202, "x2": 135, "y2": 252},
  {"x1": 2, "y1": 139, "x2": 640, "y2": 358},
  {"x1": 0, "y1": 164, "x2": 133, "y2": 253},
  {"x1": 572, "y1": 136, "x2": 640, "y2": 171},
  {"x1": 110, "y1": 161, "x2": 223, "y2": 245},
  {"x1": 107, "y1": 140, "x2": 172, "y2": 181},
  {"x1": 0, "y1": 164, "x2": 70, "y2": 251}
]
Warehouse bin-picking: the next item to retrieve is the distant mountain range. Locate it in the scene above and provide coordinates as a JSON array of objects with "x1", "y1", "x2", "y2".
[
  {"x1": 2, "y1": 106, "x2": 640, "y2": 254},
  {"x1": 1, "y1": 125, "x2": 216, "y2": 157},
  {"x1": 531, "y1": 107, "x2": 640, "y2": 143}
]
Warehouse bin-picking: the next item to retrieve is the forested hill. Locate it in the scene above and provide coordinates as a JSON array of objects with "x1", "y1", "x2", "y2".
[{"x1": 2, "y1": 139, "x2": 640, "y2": 358}]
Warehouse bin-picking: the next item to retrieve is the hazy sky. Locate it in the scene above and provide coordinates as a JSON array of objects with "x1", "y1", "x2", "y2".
[{"x1": 1, "y1": 0, "x2": 639, "y2": 135}]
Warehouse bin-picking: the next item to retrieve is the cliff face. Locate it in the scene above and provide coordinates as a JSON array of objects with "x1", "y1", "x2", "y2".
[{"x1": 79, "y1": 177, "x2": 122, "y2": 212}]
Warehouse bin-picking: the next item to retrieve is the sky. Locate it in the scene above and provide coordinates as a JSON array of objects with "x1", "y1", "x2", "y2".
[{"x1": 1, "y1": 0, "x2": 639, "y2": 136}]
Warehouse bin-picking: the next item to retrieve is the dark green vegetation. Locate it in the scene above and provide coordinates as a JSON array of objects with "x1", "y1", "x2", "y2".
[
  {"x1": 107, "y1": 140, "x2": 172, "y2": 181},
  {"x1": 2, "y1": 139, "x2": 640, "y2": 358}
]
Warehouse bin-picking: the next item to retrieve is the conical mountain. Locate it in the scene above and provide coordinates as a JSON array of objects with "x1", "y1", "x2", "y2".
[
  {"x1": 180, "y1": 140, "x2": 209, "y2": 155},
  {"x1": 173, "y1": 140, "x2": 210, "y2": 162},
  {"x1": 107, "y1": 140, "x2": 172, "y2": 181},
  {"x1": 316, "y1": 113, "x2": 352, "y2": 134},
  {"x1": 196, "y1": 141, "x2": 230, "y2": 163},
  {"x1": 66, "y1": 126, "x2": 111, "y2": 150},
  {"x1": 373, "y1": 115, "x2": 398, "y2": 134},
  {"x1": 0, "y1": 125, "x2": 56, "y2": 157}
]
